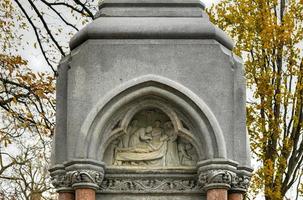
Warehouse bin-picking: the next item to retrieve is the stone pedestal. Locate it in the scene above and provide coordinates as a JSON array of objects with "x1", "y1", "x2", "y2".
[{"x1": 49, "y1": 0, "x2": 253, "y2": 199}]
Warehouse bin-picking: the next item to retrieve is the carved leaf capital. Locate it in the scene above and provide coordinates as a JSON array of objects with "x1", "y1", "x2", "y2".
[
  {"x1": 198, "y1": 170, "x2": 234, "y2": 189},
  {"x1": 198, "y1": 169, "x2": 251, "y2": 192},
  {"x1": 69, "y1": 170, "x2": 105, "y2": 188}
]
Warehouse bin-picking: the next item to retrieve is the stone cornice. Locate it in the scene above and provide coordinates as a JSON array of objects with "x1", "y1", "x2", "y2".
[{"x1": 50, "y1": 159, "x2": 252, "y2": 193}]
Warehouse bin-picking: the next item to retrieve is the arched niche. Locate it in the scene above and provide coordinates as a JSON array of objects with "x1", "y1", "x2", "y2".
[
  {"x1": 103, "y1": 99, "x2": 200, "y2": 168},
  {"x1": 75, "y1": 75, "x2": 227, "y2": 166}
]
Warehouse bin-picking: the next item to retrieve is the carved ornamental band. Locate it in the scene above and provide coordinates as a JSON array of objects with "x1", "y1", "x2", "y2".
[
  {"x1": 198, "y1": 169, "x2": 251, "y2": 192},
  {"x1": 99, "y1": 177, "x2": 202, "y2": 193},
  {"x1": 51, "y1": 169, "x2": 250, "y2": 193},
  {"x1": 51, "y1": 169, "x2": 104, "y2": 191}
]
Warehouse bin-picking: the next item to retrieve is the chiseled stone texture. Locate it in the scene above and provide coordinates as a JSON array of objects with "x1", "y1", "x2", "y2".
[
  {"x1": 65, "y1": 39, "x2": 249, "y2": 166},
  {"x1": 96, "y1": 194, "x2": 205, "y2": 200},
  {"x1": 51, "y1": 0, "x2": 253, "y2": 199}
]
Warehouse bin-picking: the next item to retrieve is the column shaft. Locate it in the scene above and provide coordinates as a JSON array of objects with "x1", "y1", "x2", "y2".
[
  {"x1": 207, "y1": 188, "x2": 228, "y2": 200},
  {"x1": 75, "y1": 188, "x2": 95, "y2": 200},
  {"x1": 58, "y1": 192, "x2": 74, "y2": 200},
  {"x1": 228, "y1": 193, "x2": 243, "y2": 200}
]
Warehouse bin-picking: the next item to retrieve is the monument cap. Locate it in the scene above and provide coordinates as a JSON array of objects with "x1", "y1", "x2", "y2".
[
  {"x1": 69, "y1": 0, "x2": 234, "y2": 50},
  {"x1": 96, "y1": 0, "x2": 205, "y2": 17}
]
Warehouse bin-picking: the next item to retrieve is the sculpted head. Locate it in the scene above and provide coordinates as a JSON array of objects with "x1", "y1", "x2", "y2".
[
  {"x1": 146, "y1": 126, "x2": 153, "y2": 133},
  {"x1": 154, "y1": 120, "x2": 161, "y2": 128}
]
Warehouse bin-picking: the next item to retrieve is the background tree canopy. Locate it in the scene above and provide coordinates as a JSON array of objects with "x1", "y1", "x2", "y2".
[
  {"x1": 0, "y1": 0, "x2": 302, "y2": 199},
  {"x1": 209, "y1": 0, "x2": 303, "y2": 199}
]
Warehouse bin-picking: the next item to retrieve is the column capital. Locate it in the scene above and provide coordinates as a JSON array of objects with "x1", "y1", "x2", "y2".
[
  {"x1": 49, "y1": 164, "x2": 73, "y2": 192},
  {"x1": 198, "y1": 169, "x2": 234, "y2": 190},
  {"x1": 229, "y1": 167, "x2": 253, "y2": 193},
  {"x1": 68, "y1": 169, "x2": 104, "y2": 190},
  {"x1": 197, "y1": 159, "x2": 252, "y2": 193},
  {"x1": 50, "y1": 160, "x2": 105, "y2": 192}
]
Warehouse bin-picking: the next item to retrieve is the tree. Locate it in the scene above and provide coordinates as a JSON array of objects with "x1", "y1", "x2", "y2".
[
  {"x1": 1, "y1": 1, "x2": 96, "y2": 199},
  {"x1": 0, "y1": 1, "x2": 57, "y2": 198},
  {"x1": 13, "y1": 0, "x2": 97, "y2": 73},
  {"x1": 209, "y1": 1, "x2": 303, "y2": 199}
]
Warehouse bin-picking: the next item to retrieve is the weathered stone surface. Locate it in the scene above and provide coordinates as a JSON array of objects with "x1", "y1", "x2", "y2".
[
  {"x1": 228, "y1": 193, "x2": 243, "y2": 200},
  {"x1": 58, "y1": 192, "x2": 74, "y2": 200},
  {"x1": 104, "y1": 107, "x2": 198, "y2": 167},
  {"x1": 96, "y1": 194, "x2": 205, "y2": 200},
  {"x1": 50, "y1": 0, "x2": 253, "y2": 199},
  {"x1": 207, "y1": 189, "x2": 228, "y2": 200},
  {"x1": 96, "y1": 0, "x2": 206, "y2": 17},
  {"x1": 76, "y1": 188, "x2": 95, "y2": 200}
]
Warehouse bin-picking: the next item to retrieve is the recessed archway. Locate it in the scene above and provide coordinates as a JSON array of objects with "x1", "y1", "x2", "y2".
[{"x1": 75, "y1": 75, "x2": 227, "y2": 163}]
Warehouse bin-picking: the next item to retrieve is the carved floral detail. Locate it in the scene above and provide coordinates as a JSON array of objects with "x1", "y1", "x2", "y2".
[
  {"x1": 51, "y1": 170, "x2": 104, "y2": 189},
  {"x1": 51, "y1": 173, "x2": 72, "y2": 189},
  {"x1": 198, "y1": 169, "x2": 251, "y2": 192},
  {"x1": 231, "y1": 174, "x2": 251, "y2": 191},
  {"x1": 69, "y1": 170, "x2": 104, "y2": 186},
  {"x1": 99, "y1": 177, "x2": 202, "y2": 193},
  {"x1": 198, "y1": 170, "x2": 233, "y2": 188},
  {"x1": 51, "y1": 169, "x2": 251, "y2": 193}
]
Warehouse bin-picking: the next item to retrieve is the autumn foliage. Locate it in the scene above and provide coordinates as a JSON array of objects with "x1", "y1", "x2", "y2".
[
  {"x1": 209, "y1": 0, "x2": 303, "y2": 199},
  {"x1": 1, "y1": 0, "x2": 303, "y2": 199},
  {"x1": 0, "y1": 0, "x2": 55, "y2": 198}
]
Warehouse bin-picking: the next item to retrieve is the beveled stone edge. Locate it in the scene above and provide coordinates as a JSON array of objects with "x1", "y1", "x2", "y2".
[
  {"x1": 98, "y1": 0, "x2": 205, "y2": 9},
  {"x1": 69, "y1": 18, "x2": 234, "y2": 50}
]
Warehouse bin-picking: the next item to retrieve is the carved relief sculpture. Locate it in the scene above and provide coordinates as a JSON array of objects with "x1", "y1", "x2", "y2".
[{"x1": 104, "y1": 108, "x2": 198, "y2": 167}]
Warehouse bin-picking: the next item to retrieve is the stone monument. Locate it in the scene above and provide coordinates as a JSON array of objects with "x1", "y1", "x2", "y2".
[{"x1": 49, "y1": 0, "x2": 253, "y2": 200}]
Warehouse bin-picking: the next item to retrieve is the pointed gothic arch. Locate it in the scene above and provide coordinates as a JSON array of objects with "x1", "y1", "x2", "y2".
[{"x1": 75, "y1": 75, "x2": 227, "y2": 163}]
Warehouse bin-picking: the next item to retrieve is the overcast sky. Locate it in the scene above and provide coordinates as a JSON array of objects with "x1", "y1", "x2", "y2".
[{"x1": 203, "y1": 0, "x2": 221, "y2": 7}]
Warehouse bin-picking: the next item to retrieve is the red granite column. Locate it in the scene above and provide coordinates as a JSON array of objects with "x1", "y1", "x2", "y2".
[
  {"x1": 58, "y1": 192, "x2": 74, "y2": 200},
  {"x1": 228, "y1": 193, "x2": 243, "y2": 200},
  {"x1": 75, "y1": 188, "x2": 95, "y2": 200},
  {"x1": 207, "y1": 188, "x2": 228, "y2": 200}
]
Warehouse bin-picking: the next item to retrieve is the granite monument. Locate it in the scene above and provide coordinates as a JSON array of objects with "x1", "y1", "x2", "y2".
[{"x1": 49, "y1": 0, "x2": 253, "y2": 200}]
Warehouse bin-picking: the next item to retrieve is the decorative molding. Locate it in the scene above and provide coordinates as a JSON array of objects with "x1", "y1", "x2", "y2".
[
  {"x1": 51, "y1": 170, "x2": 105, "y2": 190},
  {"x1": 49, "y1": 160, "x2": 105, "y2": 191},
  {"x1": 198, "y1": 170, "x2": 234, "y2": 190},
  {"x1": 49, "y1": 159, "x2": 252, "y2": 193},
  {"x1": 230, "y1": 173, "x2": 251, "y2": 192},
  {"x1": 198, "y1": 169, "x2": 251, "y2": 192},
  {"x1": 51, "y1": 168, "x2": 251, "y2": 193},
  {"x1": 51, "y1": 173, "x2": 72, "y2": 190},
  {"x1": 99, "y1": 176, "x2": 203, "y2": 193},
  {"x1": 77, "y1": 75, "x2": 227, "y2": 160},
  {"x1": 68, "y1": 170, "x2": 105, "y2": 189}
]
